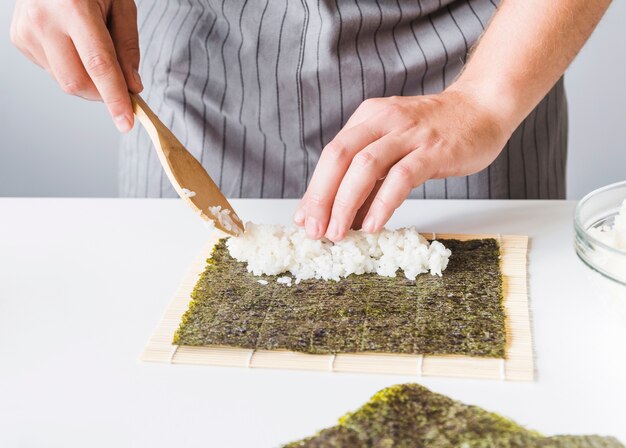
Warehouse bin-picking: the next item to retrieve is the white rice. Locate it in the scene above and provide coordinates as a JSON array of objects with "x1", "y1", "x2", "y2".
[
  {"x1": 208, "y1": 205, "x2": 242, "y2": 235},
  {"x1": 276, "y1": 276, "x2": 293, "y2": 287},
  {"x1": 181, "y1": 188, "x2": 196, "y2": 198},
  {"x1": 588, "y1": 199, "x2": 626, "y2": 251},
  {"x1": 226, "y1": 223, "x2": 452, "y2": 281}
]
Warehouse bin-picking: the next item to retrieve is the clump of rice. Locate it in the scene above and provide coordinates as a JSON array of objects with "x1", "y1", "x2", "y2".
[
  {"x1": 276, "y1": 276, "x2": 293, "y2": 287},
  {"x1": 181, "y1": 188, "x2": 196, "y2": 198},
  {"x1": 208, "y1": 205, "x2": 242, "y2": 236},
  {"x1": 226, "y1": 223, "x2": 452, "y2": 281},
  {"x1": 588, "y1": 200, "x2": 626, "y2": 251}
]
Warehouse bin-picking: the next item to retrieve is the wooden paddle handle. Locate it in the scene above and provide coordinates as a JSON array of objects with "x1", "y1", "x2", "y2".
[
  {"x1": 130, "y1": 93, "x2": 181, "y2": 158},
  {"x1": 128, "y1": 93, "x2": 245, "y2": 236}
]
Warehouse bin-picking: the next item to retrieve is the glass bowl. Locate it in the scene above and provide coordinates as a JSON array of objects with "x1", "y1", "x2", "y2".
[{"x1": 574, "y1": 180, "x2": 626, "y2": 285}]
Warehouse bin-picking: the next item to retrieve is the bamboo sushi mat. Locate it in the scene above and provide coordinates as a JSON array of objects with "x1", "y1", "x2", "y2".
[{"x1": 142, "y1": 233, "x2": 533, "y2": 381}]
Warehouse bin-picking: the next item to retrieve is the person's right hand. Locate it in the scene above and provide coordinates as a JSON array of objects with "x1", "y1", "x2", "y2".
[{"x1": 10, "y1": 0, "x2": 143, "y2": 132}]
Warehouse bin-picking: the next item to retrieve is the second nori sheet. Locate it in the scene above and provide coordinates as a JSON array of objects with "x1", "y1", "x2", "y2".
[
  {"x1": 173, "y1": 238, "x2": 506, "y2": 358},
  {"x1": 283, "y1": 384, "x2": 624, "y2": 448}
]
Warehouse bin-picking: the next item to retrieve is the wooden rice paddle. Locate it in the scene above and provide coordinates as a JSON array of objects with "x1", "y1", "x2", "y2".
[{"x1": 130, "y1": 94, "x2": 244, "y2": 236}]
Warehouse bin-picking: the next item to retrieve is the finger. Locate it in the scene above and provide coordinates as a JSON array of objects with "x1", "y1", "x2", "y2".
[
  {"x1": 110, "y1": 0, "x2": 143, "y2": 93},
  {"x1": 18, "y1": 40, "x2": 47, "y2": 70},
  {"x1": 362, "y1": 150, "x2": 434, "y2": 233},
  {"x1": 352, "y1": 180, "x2": 383, "y2": 230},
  {"x1": 302, "y1": 120, "x2": 387, "y2": 239},
  {"x1": 295, "y1": 98, "x2": 390, "y2": 227},
  {"x1": 343, "y1": 97, "x2": 387, "y2": 130},
  {"x1": 293, "y1": 197, "x2": 307, "y2": 226},
  {"x1": 325, "y1": 133, "x2": 414, "y2": 242},
  {"x1": 11, "y1": 17, "x2": 48, "y2": 69},
  {"x1": 42, "y1": 33, "x2": 100, "y2": 100},
  {"x1": 69, "y1": 6, "x2": 134, "y2": 132}
]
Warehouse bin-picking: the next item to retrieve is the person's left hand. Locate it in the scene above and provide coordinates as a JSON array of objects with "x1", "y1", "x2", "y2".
[{"x1": 293, "y1": 88, "x2": 513, "y2": 241}]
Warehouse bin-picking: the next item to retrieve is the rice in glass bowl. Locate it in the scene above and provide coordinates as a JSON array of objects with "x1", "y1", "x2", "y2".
[{"x1": 575, "y1": 180, "x2": 626, "y2": 285}]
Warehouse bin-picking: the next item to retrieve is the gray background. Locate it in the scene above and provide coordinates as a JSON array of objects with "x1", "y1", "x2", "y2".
[{"x1": 1, "y1": 2, "x2": 624, "y2": 199}]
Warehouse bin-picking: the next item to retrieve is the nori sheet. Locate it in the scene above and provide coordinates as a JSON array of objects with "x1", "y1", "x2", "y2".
[
  {"x1": 173, "y1": 238, "x2": 506, "y2": 358},
  {"x1": 284, "y1": 384, "x2": 624, "y2": 448}
]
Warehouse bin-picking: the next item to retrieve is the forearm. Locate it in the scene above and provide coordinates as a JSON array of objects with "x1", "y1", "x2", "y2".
[{"x1": 450, "y1": 0, "x2": 611, "y2": 134}]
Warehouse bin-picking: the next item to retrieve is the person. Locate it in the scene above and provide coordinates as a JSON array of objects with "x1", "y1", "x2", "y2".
[{"x1": 11, "y1": 0, "x2": 611, "y2": 242}]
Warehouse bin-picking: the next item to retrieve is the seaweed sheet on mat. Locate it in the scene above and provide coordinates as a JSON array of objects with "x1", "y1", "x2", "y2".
[{"x1": 173, "y1": 238, "x2": 506, "y2": 358}]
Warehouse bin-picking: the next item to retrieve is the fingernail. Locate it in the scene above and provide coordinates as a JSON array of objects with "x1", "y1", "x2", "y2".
[
  {"x1": 114, "y1": 115, "x2": 132, "y2": 133},
  {"x1": 305, "y1": 216, "x2": 321, "y2": 239},
  {"x1": 362, "y1": 216, "x2": 376, "y2": 233},
  {"x1": 133, "y1": 69, "x2": 143, "y2": 89},
  {"x1": 294, "y1": 208, "x2": 305, "y2": 225},
  {"x1": 326, "y1": 218, "x2": 339, "y2": 240}
]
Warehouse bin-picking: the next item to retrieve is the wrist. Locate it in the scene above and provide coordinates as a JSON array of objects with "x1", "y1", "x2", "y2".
[{"x1": 445, "y1": 75, "x2": 528, "y2": 139}]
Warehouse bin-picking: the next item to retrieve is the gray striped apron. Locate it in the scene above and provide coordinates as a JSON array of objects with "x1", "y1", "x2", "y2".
[{"x1": 119, "y1": 0, "x2": 568, "y2": 199}]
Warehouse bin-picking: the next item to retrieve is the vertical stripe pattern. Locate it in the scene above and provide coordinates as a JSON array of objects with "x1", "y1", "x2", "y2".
[{"x1": 119, "y1": 0, "x2": 568, "y2": 200}]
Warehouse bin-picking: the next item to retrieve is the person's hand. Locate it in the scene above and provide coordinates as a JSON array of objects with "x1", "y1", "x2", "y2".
[
  {"x1": 10, "y1": 0, "x2": 143, "y2": 132},
  {"x1": 293, "y1": 87, "x2": 514, "y2": 241}
]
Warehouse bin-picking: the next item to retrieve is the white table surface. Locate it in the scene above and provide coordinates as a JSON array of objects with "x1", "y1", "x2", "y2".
[{"x1": 1, "y1": 198, "x2": 625, "y2": 447}]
